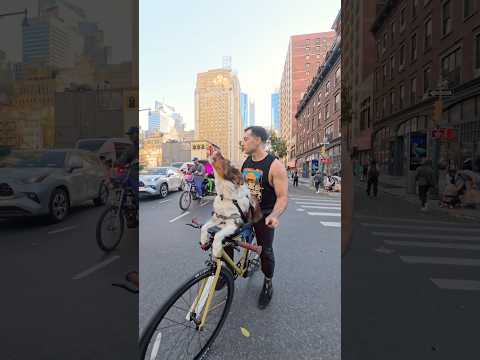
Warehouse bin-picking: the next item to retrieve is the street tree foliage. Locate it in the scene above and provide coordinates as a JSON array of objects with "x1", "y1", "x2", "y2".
[{"x1": 268, "y1": 131, "x2": 288, "y2": 159}]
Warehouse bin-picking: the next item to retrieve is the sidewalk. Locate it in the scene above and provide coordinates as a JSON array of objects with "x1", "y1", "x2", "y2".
[
  {"x1": 356, "y1": 174, "x2": 480, "y2": 221},
  {"x1": 294, "y1": 177, "x2": 341, "y2": 198}
]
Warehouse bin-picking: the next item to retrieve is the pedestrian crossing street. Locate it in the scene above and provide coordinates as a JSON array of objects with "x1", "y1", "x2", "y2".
[
  {"x1": 290, "y1": 194, "x2": 341, "y2": 227},
  {"x1": 357, "y1": 215, "x2": 480, "y2": 291}
]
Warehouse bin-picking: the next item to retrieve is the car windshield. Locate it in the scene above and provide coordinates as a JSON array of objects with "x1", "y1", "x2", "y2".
[
  {"x1": 77, "y1": 139, "x2": 106, "y2": 152},
  {"x1": 140, "y1": 168, "x2": 168, "y2": 176},
  {"x1": 0, "y1": 151, "x2": 66, "y2": 168},
  {"x1": 171, "y1": 162, "x2": 183, "y2": 168}
]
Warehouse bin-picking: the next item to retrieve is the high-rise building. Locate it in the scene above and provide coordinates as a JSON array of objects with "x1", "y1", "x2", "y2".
[
  {"x1": 23, "y1": 1, "x2": 85, "y2": 68},
  {"x1": 280, "y1": 31, "x2": 336, "y2": 165},
  {"x1": 148, "y1": 101, "x2": 182, "y2": 134},
  {"x1": 271, "y1": 91, "x2": 280, "y2": 133},
  {"x1": 195, "y1": 68, "x2": 242, "y2": 163},
  {"x1": 248, "y1": 100, "x2": 255, "y2": 126},
  {"x1": 240, "y1": 92, "x2": 249, "y2": 129}
]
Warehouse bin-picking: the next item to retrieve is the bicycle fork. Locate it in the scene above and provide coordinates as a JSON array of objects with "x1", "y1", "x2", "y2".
[{"x1": 186, "y1": 258, "x2": 222, "y2": 330}]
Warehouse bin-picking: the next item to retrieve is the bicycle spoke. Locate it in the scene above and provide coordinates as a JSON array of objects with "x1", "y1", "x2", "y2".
[{"x1": 162, "y1": 317, "x2": 196, "y2": 330}]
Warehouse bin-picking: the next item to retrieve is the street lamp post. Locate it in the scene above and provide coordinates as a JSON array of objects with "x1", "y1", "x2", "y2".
[{"x1": 0, "y1": 8, "x2": 29, "y2": 27}]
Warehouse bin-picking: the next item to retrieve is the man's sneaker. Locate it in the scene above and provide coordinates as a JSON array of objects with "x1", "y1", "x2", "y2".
[{"x1": 258, "y1": 278, "x2": 273, "y2": 309}]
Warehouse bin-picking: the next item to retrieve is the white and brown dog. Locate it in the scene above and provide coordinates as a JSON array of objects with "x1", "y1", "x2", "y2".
[{"x1": 200, "y1": 150, "x2": 262, "y2": 258}]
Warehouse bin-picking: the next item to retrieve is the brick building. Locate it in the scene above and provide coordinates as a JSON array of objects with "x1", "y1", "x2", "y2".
[
  {"x1": 280, "y1": 31, "x2": 336, "y2": 167},
  {"x1": 295, "y1": 14, "x2": 342, "y2": 177},
  {"x1": 371, "y1": 0, "x2": 480, "y2": 182}
]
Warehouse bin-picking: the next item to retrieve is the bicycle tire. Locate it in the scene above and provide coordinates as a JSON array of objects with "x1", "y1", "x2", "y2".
[
  {"x1": 96, "y1": 206, "x2": 124, "y2": 252},
  {"x1": 140, "y1": 265, "x2": 235, "y2": 360},
  {"x1": 179, "y1": 191, "x2": 192, "y2": 211}
]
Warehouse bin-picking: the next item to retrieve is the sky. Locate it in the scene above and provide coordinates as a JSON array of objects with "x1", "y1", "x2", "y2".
[{"x1": 140, "y1": 0, "x2": 340, "y2": 131}]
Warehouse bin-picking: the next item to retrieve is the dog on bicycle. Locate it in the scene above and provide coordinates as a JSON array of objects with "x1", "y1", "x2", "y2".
[{"x1": 200, "y1": 149, "x2": 262, "y2": 258}]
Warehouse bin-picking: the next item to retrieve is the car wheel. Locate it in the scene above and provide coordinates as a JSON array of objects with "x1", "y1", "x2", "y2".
[
  {"x1": 93, "y1": 182, "x2": 109, "y2": 206},
  {"x1": 159, "y1": 183, "x2": 168, "y2": 198},
  {"x1": 49, "y1": 188, "x2": 69, "y2": 223}
]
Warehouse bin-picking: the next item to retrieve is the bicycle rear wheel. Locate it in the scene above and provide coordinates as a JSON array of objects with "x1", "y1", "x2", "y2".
[
  {"x1": 140, "y1": 266, "x2": 234, "y2": 360},
  {"x1": 96, "y1": 206, "x2": 124, "y2": 252},
  {"x1": 179, "y1": 191, "x2": 192, "y2": 211}
]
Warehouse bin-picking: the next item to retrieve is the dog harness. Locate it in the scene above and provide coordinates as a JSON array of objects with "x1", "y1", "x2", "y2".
[{"x1": 212, "y1": 194, "x2": 250, "y2": 224}]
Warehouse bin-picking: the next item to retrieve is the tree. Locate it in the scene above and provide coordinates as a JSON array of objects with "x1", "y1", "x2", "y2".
[{"x1": 268, "y1": 131, "x2": 287, "y2": 159}]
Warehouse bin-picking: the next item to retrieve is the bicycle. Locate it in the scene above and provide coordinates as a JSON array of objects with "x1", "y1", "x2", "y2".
[
  {"x1": 140, "y1": 219, "x2": 262, "y2": 360},
  {"x1": 179, "y1": 175, "x2": 216, "y2": 211},
  {"x1": 96, "y1": 164, "x2": 138, "y2": 252}
]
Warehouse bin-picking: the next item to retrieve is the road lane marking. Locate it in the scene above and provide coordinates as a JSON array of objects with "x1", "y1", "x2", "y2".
[
  {"x1": 294, "y1": 201, "x2": 341, "y2": 205},
  {"x1": 200, "y1": 201, "x2": 210, "y2": 207},
  {"x1": 320, "y1": 221, "x2": 341, "y2": 227},
  {"x1": 372, "y1": 232, "x2": 480, "y2": 242},
  {"x1": 301, "y1": 205, "x2": 341, "y2": 210},
  {"x1": 72, "y1": 256, "x2": 121, "y2": 280},
  {"x1": 430, "y1": 278, "x2": 480, "y2": 291},
  {"x1": 296, "y1": 208, "x2": 305, "y2": 212},
  {"x1": 400, "y1": 256, "x2": 480, "y2": 266},
  {"x1": 48, "y1": 226, "x2": 77, "y2": 235},
  {"x1": 362, "y1": 223, "x2": 480, "y2": 233},
  {"x1": 307, "y1": 212, "x2": 341, "y2": 217},
  {"x1": 169, "y1": 212, "x2": 190, "y2": 223},
  {"x1": 158, "y1": 200, "x2": 170, "y2": 205},
  {"x1": 384, "y1": 240, "x2": 480, "y2": 250},
  {"x1": 291, "y1": 198, "x2": 340, "y2": 203},
  {"x1": 355, "y1": 215, "x2": 477, "y2": 226}
]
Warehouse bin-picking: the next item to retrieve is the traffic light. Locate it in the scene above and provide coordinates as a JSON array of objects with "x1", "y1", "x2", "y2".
[{"x1": 433, "y1": 99, "x2": 443, "y2": 124}]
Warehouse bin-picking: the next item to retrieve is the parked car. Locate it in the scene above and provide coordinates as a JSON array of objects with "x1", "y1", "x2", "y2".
[
  {"x1": 75, "y1": 137, "x2": 132, "y2": 165},
  {"x1": 139, "y1": 167, "x2": 183, "y2": 198},
  {"x1": 170, "y1": 162, "x2": 185, "y2": 169},
  {"x1": 0, "y1": 149, "x2": 109, "y2": 223}
]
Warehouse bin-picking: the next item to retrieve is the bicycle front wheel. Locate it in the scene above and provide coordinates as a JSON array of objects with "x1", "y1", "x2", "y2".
[
  {"x1": 96, "y1": 206, "x2": 124, "y2": 252},
  {"x1": 179, "y1": 191, "x2": 192, "y2": 211},
  {"x1": 140, "y1": 266, "x2": 235, "y2": 360}
]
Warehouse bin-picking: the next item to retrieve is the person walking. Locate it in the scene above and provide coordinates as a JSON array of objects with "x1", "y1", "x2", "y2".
[
  {"x1": 366, "y1": 160, "x2": 379, "y2": 197},
  {"x1": 415, "y1": 159, "x2": 434, "y2": 211},
  {"x1": 293, "y1": 171, "x2": 299, "y2": 187},
  {"x1": 314, "y1": 171, "x2": 323, "y2": 193},
  {"x1": 362, "y1": 161, "x2": 369, "y2": 182}
]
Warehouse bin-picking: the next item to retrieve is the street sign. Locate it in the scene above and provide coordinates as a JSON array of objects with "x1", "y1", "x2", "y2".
[
  {"x1": 429, "y1": 89, "x2": 453, "y2": 97},
  {"x1": 431, "y1": 128, "x2": 455, "y2": 140}
]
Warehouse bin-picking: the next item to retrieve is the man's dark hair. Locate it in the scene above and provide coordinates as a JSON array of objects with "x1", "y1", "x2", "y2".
[{"x1": 244, "y1": 126, "x2": 268, "y2": 143}]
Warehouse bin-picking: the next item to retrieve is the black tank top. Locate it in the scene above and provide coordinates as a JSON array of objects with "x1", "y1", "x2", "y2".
[{"x1": 242, "y1": 153, "x2": 277, "y2": 215}]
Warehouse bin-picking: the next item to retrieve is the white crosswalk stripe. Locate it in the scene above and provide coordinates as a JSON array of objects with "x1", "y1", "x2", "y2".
[
  {"x1": 359, "y1": 216, "x2": 480, "y2": 291},
  {"x1": 290, "y1": 195, "x2": 341, "y2": 228}
]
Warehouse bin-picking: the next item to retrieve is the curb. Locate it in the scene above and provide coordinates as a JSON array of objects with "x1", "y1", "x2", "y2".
[{"x1": 294, "y1": 182, "x2": 341, "y2": 197}]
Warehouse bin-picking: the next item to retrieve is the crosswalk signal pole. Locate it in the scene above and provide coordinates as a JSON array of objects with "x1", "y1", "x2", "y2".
[{"x1": 431, "y1": 95, "x2": 443, "y2": 199}]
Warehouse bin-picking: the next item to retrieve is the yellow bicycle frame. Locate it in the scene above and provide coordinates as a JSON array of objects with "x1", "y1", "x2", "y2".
[{"x1": 195, "y1": 244, "x2": 252, "y2": 329}]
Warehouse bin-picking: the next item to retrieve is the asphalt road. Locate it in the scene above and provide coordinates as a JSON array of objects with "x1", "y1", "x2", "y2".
[
  {"x1": 342, "y1": 184, "x2": 480, "y2": 360},
  {"x1": 140, "y1": 185, "x2": 341, "y2": 360},
  {"x1": 0, "y1": 201, "x2": 138, "y2": 360}
]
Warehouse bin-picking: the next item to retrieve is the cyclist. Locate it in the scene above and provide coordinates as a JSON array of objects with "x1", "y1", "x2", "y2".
[
  {"x1": 191, "y1": 157, "x2": 205, "y2": 199},
  {"x1": 240, "y1": 126, "x2": 288, "y2": 309}
]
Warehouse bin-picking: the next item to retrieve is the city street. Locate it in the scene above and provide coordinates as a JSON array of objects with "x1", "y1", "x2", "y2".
[
  {"x1": 0, "y1": 202, "x2": 138, "y2": 360},
  {"x1": 140, "y1": 185, "x2": 341, "y2": 360},
  {"x1": 343, "y1": 185, "x2": 480, "y2": 359}
]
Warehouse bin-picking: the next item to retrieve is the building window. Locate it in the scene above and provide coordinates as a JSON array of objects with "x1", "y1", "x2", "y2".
[
  {"x1": 335, "y1": 93, "x2": 340, "y2": 112},
  {"x1": 442, "y1": 48, "x2": 462, "y2": 86},
  {"x1": 306, "y1": 63, "x2": 310, "y2": 69},
  {"x1": 315, "y1": 38, "x2": 320, "y2": 44},
  {"x1": 476, "y1": 33, "x2": 480, "y2": 70},
  {"x1": 390, "y1": 55, "x2": 395, "y2": 79},
  {"x1": 425, "y1": 18, "x2": 432, "y2": 50},
  {"x1": 306, "y1": 55, "x2": 310, "y2": 60},
  {"x1": 383, "y1": 63, "x2": 387, "y2": 81},
  {"x1": 383, "y1": 96, "x2": 387, "y2": 116},
  {"x1": 391, "y1": 22, "x2": 396, "y2": 42},
  {"x1": 411, "y1": 77, "x2": 417, "y2": 104},
  {"x1": 306, "y1": 47, "x2": 310, "y2": 54},
  {"x1": 326, "y1": 81, "x2": 330, "y2": 95},
  {"x1": 423, "y1": 66, "x2": 432, "y2": 93},
  {"x1": 360, "y1": 98, "x2": 371, "y2": 130},
  {"x1": 316, "y1": 54, "x2": 321, "y2": 59},
  {"x1": 400, "y1": 84, "x2": 405, "y2": 108},
  {"x1": 400, "y1": 44, "x2": 406, "y2": 69},
  {"x1": 335, "y1": 67, "x2": 341, "y2": 87},
  {"x1": 325, "y1": 104, "x2": 330, "y2": 119},
  {"x1": 306, "y1": 39, "x2": 310, "y2": 45},
  {"x1": 411, "y1": 33, "x2": 417, "y2": 61},
  {"x1": 464, "y1": 0, "x2": 476, "y2": 18},
  {"x1": 383, "y1": 32, "x2": 388, "y2": 52},
  {"x1": 306, "y1": 71, "x2": 310, "y2": 76},
  {"x1": 391, "y1": 91, "x2": 396, "y2": 112},
  {"x1": 316, "y1": 46, "x2": 321, "y2": 54},
  {"x1": 400, "y1": 7, "x2": 406, "y2": 31},
  {"x1": 442, "y1": 0, "x2": 452, "y2": 35},
  {"x1": 413, "y1": 0, "x2": 419, "y2": 18}
]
